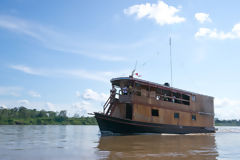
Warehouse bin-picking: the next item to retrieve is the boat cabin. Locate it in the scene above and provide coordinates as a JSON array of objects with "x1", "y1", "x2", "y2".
[{"x1": 103, "y1": 76, "x2": 214, "y2": 128}]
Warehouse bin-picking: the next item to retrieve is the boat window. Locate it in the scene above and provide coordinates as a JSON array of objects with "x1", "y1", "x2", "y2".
[
  {"x1": 192, "y1": 115, "x2": 196, "y2": 120},
  {"x1": 173, "y1": 92, "x2": 181, "y2": 104},
  {"x1": 156, "y1": 88, "x2": 162, "y2": 94},
  {"x1": 174, "y1": 113, "x2": 179, "y2": 119},
  {"x1": 192, "y1": 95, "x2": 196, "y2": 102},
  {"x1": 182, "y1": 94, "x2": 190, "y2": 105},
  {"x1": 152, "y1": 109, "x2": 159, "y2": 116},
  {"x1": 182, "y1": 94, "x2": 190, "y2": 101},
  {"x1": 162, "y1": 89, "x2": 172, "y2": 102}
]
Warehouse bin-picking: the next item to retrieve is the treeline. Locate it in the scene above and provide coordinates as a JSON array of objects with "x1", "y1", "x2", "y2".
[
  {"x1": 1, "y1": 107, "x2": 240, "y2": 126},
  {"x1": 215, "y1": 118, "x2": 240, "y2": 126},
  {"x1": 0, "y1": 106, "x2": 97, "y2": 125}
]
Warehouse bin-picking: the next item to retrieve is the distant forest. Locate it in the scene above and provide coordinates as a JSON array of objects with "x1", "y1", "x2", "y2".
[
  {"x1": 0, "y1": 107, "x2": 97, "y2": 125},
  {"x1": 215, "y1": 119, "x2": 240, "y2": 126},
  {"x1": 0, "y1": 107, "x2": 239, "y2": 126}
]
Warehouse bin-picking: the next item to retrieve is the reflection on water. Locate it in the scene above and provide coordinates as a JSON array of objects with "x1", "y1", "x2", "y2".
[
  {"x1": 0, "y1": 126, "x2": 240, "y2": 160},
  {"x1": 98, "y1": 134, "x2": 218, "y2": 160}
]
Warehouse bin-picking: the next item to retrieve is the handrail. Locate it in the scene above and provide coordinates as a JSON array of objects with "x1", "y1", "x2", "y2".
[{"x1": 103, "y1": 97, "x2": 111, "y2": 113}]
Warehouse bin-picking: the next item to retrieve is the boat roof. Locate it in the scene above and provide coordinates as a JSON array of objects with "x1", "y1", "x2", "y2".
[{"x1": 111, "y1": 77, "x2": 213, "y2": 98}]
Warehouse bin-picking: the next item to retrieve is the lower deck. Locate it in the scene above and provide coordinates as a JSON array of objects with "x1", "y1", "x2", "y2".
[{"x1": 111, "y1": 103, "x2": 214, "y2": 128}]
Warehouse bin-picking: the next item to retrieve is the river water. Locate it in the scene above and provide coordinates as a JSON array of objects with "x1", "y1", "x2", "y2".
[{"x1": 0, "y1": 126, "x2": 239, "y2": 160}]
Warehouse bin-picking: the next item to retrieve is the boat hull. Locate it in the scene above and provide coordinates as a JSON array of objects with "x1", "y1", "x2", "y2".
[{"x1": 94, "y1": 112, "x2": 215, "y2": 134}]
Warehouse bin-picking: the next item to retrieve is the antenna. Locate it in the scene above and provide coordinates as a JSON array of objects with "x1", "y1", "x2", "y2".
[
  {"x1": 169, "y1": 37, "x2": 173, "y2": 87},
  {"x1": 131, "y1": 61, "x2": 138, "y2": 77}
]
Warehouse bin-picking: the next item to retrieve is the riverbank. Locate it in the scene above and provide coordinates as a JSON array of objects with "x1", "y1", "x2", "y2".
[
  {"x1": 0, "y1": 106, "x2": 97, "y2": 125},
  {"x1": 1, "y1": 107, "x2": 239, "y2": 125},
  {"x1": 0, "y1": 117, "x2": 97, "y2": 125}
]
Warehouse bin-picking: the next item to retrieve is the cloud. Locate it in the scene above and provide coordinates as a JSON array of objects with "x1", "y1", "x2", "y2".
[
  {"x1": 215, "y1": 98, "x2": 240, "y2": 120},
  {"x1": 0, "y1": 15, "x2": 44, "y2": 41},
  {"x1": 82, "y1": 89, "x2": 108, "y2": 102},
  {"x1": 18, "y1": 99, "x2": 30, "y2": 106},
  {"x1": 62, "y1": 69, "x2": 111, "y2": 83},
  {"x1": 9, "y1": 64, "x2": 130, "y2": 83},
  {"x1": 0, "y1": 104, "x2": 7, "y2": 108},
  {"x1": 71, "y1": 101, "x2": 93, "y2": 116},
  {"x1": 45, "y1": 102, "x2": 57, "y2": 111},
  {"x1": 28, "y1": 91, "x2": 41, "y2": 98},
  {"x1": 0, "y1": 15, "x2": 125, "y2": 62},
  {"x1": 0, "y1": 86, "x2": 22, "y2": 96},
  {"x1": 44, "y1": 100, "x2": 102, "y2": 116},
  {"x1": 195, "y1": 23, "x2": 240, "y2": 39},
  {"x1": 9, "y1": 65, "x2": 45, "y2": 75},
  {"x1": 195, "y1": 13, "x2": 212, "y2": 23},
  {"x1": 124, "y1": 0, "x2": 185, "y2": 25},
  {"x1": 0, "y1": 98, "x2": 101, "y2": 117}
]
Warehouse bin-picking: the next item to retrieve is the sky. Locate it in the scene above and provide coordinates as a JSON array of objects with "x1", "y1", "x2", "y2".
[{"x1": 0, "y1": 0, "x2": 240, "y2": 119}]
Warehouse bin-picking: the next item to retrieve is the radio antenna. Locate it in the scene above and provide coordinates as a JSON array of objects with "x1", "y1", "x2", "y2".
[
  {"x1": 131, "y1": 61, "x2": 138, "y2": 77},
  {"x1": 169, "y1": 37, "x2": 173, "y2": 87}
]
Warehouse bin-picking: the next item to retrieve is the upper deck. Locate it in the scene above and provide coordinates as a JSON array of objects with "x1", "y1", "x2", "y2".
[{"x1": 111, "y1": 77, "x2": 213, "y2": 98}]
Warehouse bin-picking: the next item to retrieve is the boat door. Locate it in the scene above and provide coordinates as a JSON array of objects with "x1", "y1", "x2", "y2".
[{"x1": 126, "y1": 103, "x2": 132, "y2": 120}]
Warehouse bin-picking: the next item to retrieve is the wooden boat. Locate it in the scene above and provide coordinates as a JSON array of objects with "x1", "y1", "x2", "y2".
[{"x1": 94, "y1": 76, "x2": 215, "y2": 134}]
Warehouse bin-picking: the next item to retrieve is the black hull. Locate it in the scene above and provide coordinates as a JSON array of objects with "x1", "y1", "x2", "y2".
[{"x1": 94, "y1": 112, "x2": 215, "y2": 134}]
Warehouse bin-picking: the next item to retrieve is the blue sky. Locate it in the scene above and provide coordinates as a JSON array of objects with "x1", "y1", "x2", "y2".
[{"x1": 0, "y1": 0, "x2": 240, "y2": 119}]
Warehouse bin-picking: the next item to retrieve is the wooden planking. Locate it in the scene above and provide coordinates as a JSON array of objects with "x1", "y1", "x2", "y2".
[
  {"x1": 133, "y1": 95, "x2": 214, "y2": 114},
  {"x1": 111, "y1": 104, "x2": 126, "y2": 119},
  {"x1": 132, "y1": 104, "x2": 213, "y2": 127}
]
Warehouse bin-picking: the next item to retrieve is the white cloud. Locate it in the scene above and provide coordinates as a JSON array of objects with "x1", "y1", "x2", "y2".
[
  {"x1": 45, "y1": 102, "x2": 57, "y2": 111},
  {"x1": 18, "y1": 99, "x2": 30, "y2": 106},
  {"x1": 82, "y1": 89, "x2": 108, "y2": 102},
  {"x1": 0, "y1": 86, "x2": 22, "y2": 96},
  {"x1": 0, "y1": 104, "x2": 7, "y2": 108},
  {"x1": 0, "y1": 15, "x2": 44, "y2": 41},
  {"x1": 44, "y1": 101, "x2": 101, "y2": 116},
  {"x1": 195, "y1": 23, "x2": 240, "y2": 39},
  {"x1": 0, "y1": 99, "x2": 101, "y2": 117},
  {"x1": 195, "y1": 13, "x2": 212, "y2": 23},
  {"x1": 63, "y1": 69, "x2": 110, "y2": 83},
  {"x1": 71, "y1": 101, "x2": 93, "y2": 116},
  {"x1": 9, "y1": 65, "x2": 47, "y2": 76},
  {"x1": 124, "y1": 0, "x2": 185, "y2": 25},
  {"x1": 28, "y1": 91, "x2": 41, "y2": 98},
  {"x1": 0, "y1": 15, "x2": 126, "y2": 62},
  {"x1": 215, "y1": 98, "x2": 240, "y2": 120},
  {"x1": 9, "y1": 64, "x2": 130, "y2": 83}
]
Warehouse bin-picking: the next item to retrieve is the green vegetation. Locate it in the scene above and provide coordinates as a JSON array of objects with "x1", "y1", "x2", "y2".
[
  {"x1": 0, "y1": 107, "x2": 240, "y2": 126},
  {"x1": 215, "y1": 119, "x2": 240, "y2": 126},
  {"x1": 0, "y1": 107, "x2": 97, "y2": 125}
]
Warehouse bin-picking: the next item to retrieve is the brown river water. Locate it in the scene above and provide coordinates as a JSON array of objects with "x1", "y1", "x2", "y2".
[{"x1": 0, "y1": 126, "x2": 239, "y2": 160}]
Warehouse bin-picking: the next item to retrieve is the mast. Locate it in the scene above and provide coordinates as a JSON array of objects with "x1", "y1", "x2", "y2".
[{"x1": 169, "y1": 37, "x2": 173, "y2": 87}]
